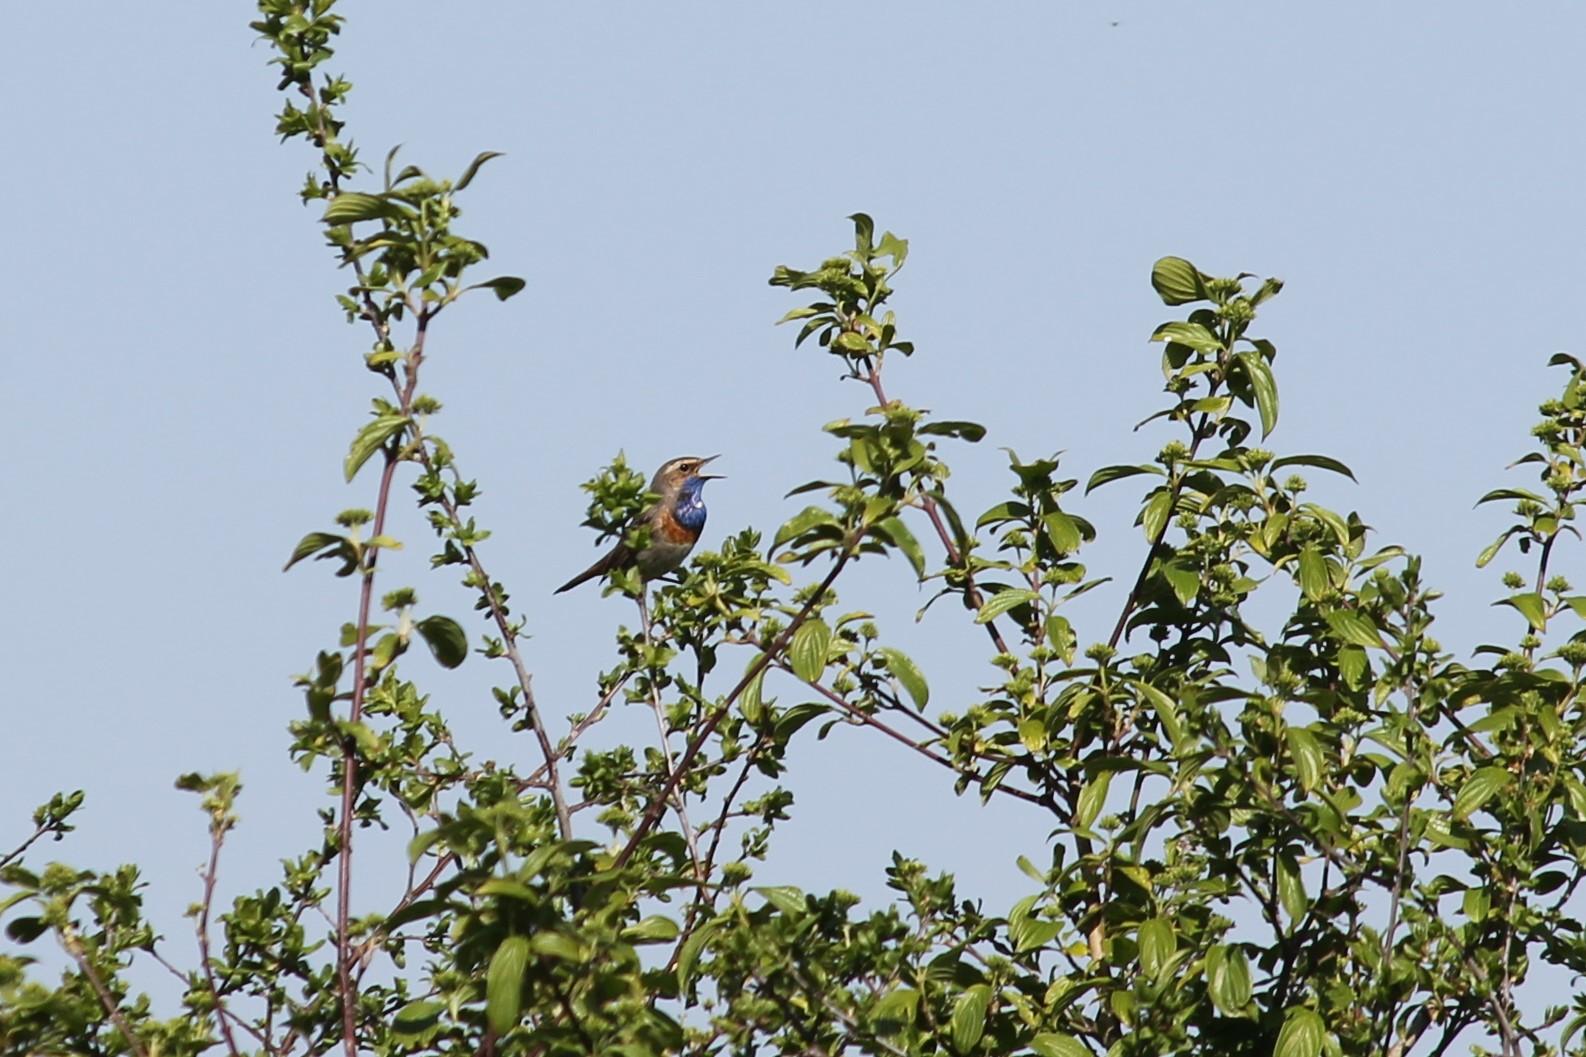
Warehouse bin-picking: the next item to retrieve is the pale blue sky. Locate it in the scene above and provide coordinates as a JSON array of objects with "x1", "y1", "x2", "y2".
[{"x1": 5, "y1": 0, "x2": 1584, "y2": 1019}]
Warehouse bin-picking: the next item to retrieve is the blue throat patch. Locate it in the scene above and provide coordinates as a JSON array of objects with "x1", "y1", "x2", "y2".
[{"x1": 673, "y1": 477, "x2": 709, "y2": 532}]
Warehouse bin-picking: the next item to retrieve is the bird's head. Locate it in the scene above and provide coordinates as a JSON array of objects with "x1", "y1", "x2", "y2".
[{"x1": 652, "y1": 454, "x2": 723, "y2": 499}]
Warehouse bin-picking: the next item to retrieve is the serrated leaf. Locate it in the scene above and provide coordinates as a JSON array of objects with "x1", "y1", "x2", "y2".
[
  {"x1": 1237, "y1": 350, "x2": 1279, "y2": 438},
  {"x1": 1151, "y1": 257, "x2": 1207, "y2": 305},
  {"x1": 415, "y1": 615, "x2": 467, "y2": 668},
  {"x1": 950, "y1": 984, "x2": 990, "y2": 1054},
  {"x1": 1452, "y1": 766, "x2": 1512, "y2": 822},
  {"x1": 345, "y1": 414, "x2": 407, "y2": 482},
  {"x1": 486, "y1": 935, "x2": 529, "y2": 1034},
  {"x1": 1274, "y1": 1007, "x2": 1325, "y2": 1057},
  {"x1": 788, "y1": 619, "x2": 832, "y2": 683},
  {"x1": 879, "y1": 648, "x2": 929, "y2": 709},
  {"x1": 977, "y1": 588, "x2": 1037, "y2": 624}
]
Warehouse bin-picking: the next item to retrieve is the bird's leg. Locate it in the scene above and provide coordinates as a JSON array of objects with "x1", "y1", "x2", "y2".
[{"x1": 634, "y1": 586, "x2": 705, "y2": 881}]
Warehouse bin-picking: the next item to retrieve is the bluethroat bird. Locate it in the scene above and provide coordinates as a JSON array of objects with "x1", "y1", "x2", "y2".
[{"x1": 554, "y1": 455, "x2": 722, "y2": 594}]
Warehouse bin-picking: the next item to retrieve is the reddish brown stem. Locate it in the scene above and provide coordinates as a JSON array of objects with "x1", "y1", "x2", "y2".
[{"x1": 613, "y1": 545, "x2": 855, "y2": 868}]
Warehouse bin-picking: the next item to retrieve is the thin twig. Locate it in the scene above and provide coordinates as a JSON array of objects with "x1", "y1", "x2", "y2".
[
  {"x1": 636, "y1": 594, "x2": 706, "y2": 878},
  {"x1": 862, "y1": 368, "x2": 1010, "y2": 656},
  {"x1": 614, "y1": 544, "x2": 856, "y2": 868},
  {"x1": 197, "y1": 828, "x2": 243, "y2": 1057},
  {"x1": 58, "y1": 926, "x2": 149, "y2": 1057}
]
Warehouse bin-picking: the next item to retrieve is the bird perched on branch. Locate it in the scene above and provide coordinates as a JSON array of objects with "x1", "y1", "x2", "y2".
[{"x1": 554, "y1": 455, "x2": 722, "y2": 594}]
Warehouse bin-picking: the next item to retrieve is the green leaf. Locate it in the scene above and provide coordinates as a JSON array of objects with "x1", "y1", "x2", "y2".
[
  {"x1": 1276, "y1": 853, "x2": 1308, "y2": 922},
  {"x1": 788, "y1": 619, "x2": 832, "y2": 683},
  {"x1": 1129, "y1": 679, "x2": 1184, "y2": 750},
  {"x1": 1323, "y1": 609, "x2": 1383, "y2": 649},
  {"x1": 977, "y1": 500, "x2": 1032, "y2": 528},
  {"x1": 455, "y1": 150, "x2": 504, "y2": 190},
  {"x1": 873, "y1": 516, "x2": 926, "y2": 578},
  {"x1": 529, "y1": 931, "x2": 582, "y2": 961},
  {"x1": 1161, "y1": 556, "x2": 1199, "y2": 605},
  {"x1": 1151, "y1": 321, "x2": 1221, "y2": 352},
  {"x1": 345, "y1": 414, "x2": 408, "y2": 482},
  {"x1": 283, "y1": 531, "x2": 345, "y2": 572},
  {"x1": 1476, "y1": 527, "x2": 1518, "y2": 568},
  {"x1": 1296, "y1": 548, "x2": 1328, "y2": 600},
  {"x1": 870, "y1": 987, "x2": 921, "y2": 1030},
  {"x1": 977, "y1": 588, "x2": 1037, "y2": 624},
  {"x1": 1030, "y1": 1034, "x2": 1090, "y2": 1057},
  {"x1": 1270, "y1": 454, "x2": 1356, "y2": 481},
  {"x1": 322, "y1": 191, "x2": 391, "y2": 224},
  {"x1": 1475, "y1": 486, "x2": 1547, "y2": 506},
  {"x1": 1086, "y1": 464, "x2": 1165, "y2": 493},
  {"x1": 949, "y1": 984, "x2": 990, "y2": 1054},
  {"x1": 4, "y1": 917, "x2": 46, "y2": 943},
  {"x1": 918, "y1": 420, "x2": 987, "y2": 442},
  {"x1": 1286, "y1": 728, "x2": 1324, "y2": 793},
  {"x1": 391, "y1": 1000, "x2": 446, "y2": 1037},
  {"x1": 1141, "y1": 490, "x2": 1173, "y2": 542},
  {"x1": 470, "y1": 276, "x2": 526, "y2": 301},
  {"x1": 1452, "y1": 766, "x2": 1513, "y2": 822},
  {"x1": 415, "y1": 615, "x2": 468, "y2": 668},
  {"x1": 485, "y1": 935, "x2": 530, "y2": 1035},
  {"x1": 1206, "y1": 944, "x2": 1252, "y2": 1016},
  {"x1": 1043, "y1": 511, "x2": 1083, "y2": 555},
  {"x1": 1151, "y1": 256, "x2": 1207, "y2": 305},
  {"x1": 1273, "y1": 1007, "x2": 1325, "y2": 1057},
  {"x1": 756, "y1": 885, "x2": 807, "y2": 917},
  {"x1": 739, "y1": 671, "x2": 767, "y2": 724},
  {"x1": 1237, "y1": 350, "x2": 1279, "y2": 438},
  {"x1": 773, "y1": 506, "x2": 840, "y2": 551},
  {"x1": 879, "y1": 648, "x2": 929, "y2": 709},
  {"x1": 1496, "y1": 591, "x2": 1547, "y2": 630},
  {"x1": 1137, "y1": 917, "x2": 1176, "y2": 976},
  {"x1": 677, "y1": 921, "x2": 717, "y2": 991},
  {"x1": 622, "y1": 915, "x2": 679, "y2": 943},
  {"x1": 1075, "y1": 771, "x2": 1113, "y2": 831}
]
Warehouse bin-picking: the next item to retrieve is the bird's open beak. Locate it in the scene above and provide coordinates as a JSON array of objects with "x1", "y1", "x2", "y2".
[{"x1": 696, "y1": 454, "x2": 724, "y2": 479}]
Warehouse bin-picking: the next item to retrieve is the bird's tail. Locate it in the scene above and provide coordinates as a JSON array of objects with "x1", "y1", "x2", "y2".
[{"x1": 553, "y1": 544, "x2": 627, "y2": 594}]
